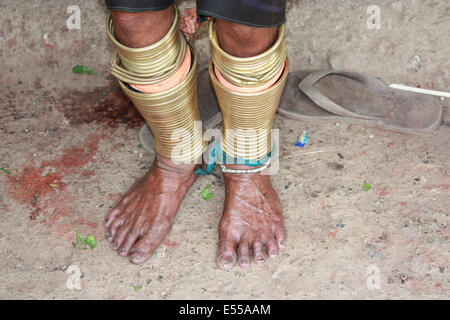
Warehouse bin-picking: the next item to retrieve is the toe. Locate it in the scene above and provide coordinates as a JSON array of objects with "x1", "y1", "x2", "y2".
[
  {"x1": 128, "y1": 249, "x2": 146, "y2": 264},
  {"x1": 105, "y1": 196, "x2": 132, "y2": 228},
  {"x1": 105, "y1": 208, "x2": 120, "y2": 228},
  {"x1": 105, "y1": 229, "x2": 113, "y2": 241},
  {"x1": 111, "y1": 222, "x2": 130, "y2": 251},
  {"x1": 275, "y1": 227, "x2": 287, "y2": 249},
  {"x1": 107, "y1": 200, "x2": 140, "y2": 241},
  {"x1": 237, "y1": 240, "x2": 250, "y2": 268},
  {"x1": 107, "y1": 216, "x2": 125, "y2": 241},
  {"x1": 118, "y1": 228, "x2": 140, "y2": 257},
  {"x1": 217, "y1": 240, "x2": 237, "y2": 270},
  {"x1": 128, "y1": 234, "x2": 158, "y2": 265},
  {"x1": 265, "y1": 238, "x2": 279, "y2": 259},
  {"x1": 252, "y1": 239, "x2": 265, "y2": 263}
]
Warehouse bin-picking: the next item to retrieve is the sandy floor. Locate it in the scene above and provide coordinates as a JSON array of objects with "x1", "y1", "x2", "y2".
[{"x1": 0, "y1": 0, "x2": 448, "y2": 299}]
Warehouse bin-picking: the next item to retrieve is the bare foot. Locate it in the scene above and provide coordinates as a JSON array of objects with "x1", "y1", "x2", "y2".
[
  {"x1": 217, "y1": 165, "x2": 286, "y2": 269},
  {"x1": 105, "y1": 155, "x2": 196, "y2": 264}
]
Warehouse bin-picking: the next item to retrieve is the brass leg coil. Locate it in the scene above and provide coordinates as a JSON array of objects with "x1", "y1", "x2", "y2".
[
  {"x1": 106, "y1": 5, "x2": 206, "y2": 163},
  {"x1": 208, "y1": 19, "x2": 289, "y2": 161}
]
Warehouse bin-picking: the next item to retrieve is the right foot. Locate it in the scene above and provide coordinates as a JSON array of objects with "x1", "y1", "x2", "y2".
[
  {"x1": 216, "y1": 164, "x2": 286, "y2": 269},
  {"x1": 105, "y1": 155, "x2": 197, "y2": 264}
]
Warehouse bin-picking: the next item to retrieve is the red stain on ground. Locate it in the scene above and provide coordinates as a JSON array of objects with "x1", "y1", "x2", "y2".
[
  {"x1": 7, "y1": 134, "x2": 105, "y2": 235},
  {"x1": 328, "y1": 230, "x2": 338, "y2": 238},
  {"x1": 81, "y1": 170, "x2": 95, "y2": 178},
  {"x1": 7, "y1": 166, "x2": 65, "y2": 205},
  {"x1": 49, "y1": 207, "x2": 102, "y2": 240},
  {"x1": 378, "y1": 189, "x2": 389, "y2": 197},
  {"x1": 45, "y1": 135, "x2": 103, "y2": 172},
  {"x1": 57, "y1": 85, "x2": 144, "y2": 129},
  {"x1": 41, "y1": 191, "x2": 74, "y2": 225}
]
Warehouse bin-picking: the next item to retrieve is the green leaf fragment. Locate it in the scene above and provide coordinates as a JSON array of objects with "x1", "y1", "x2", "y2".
[
  {"x1": 158, "y1": 275, "x2": 163, "y2": 281},
  {"x1": 72, "y1": 64, "x2": 98, "y2": 75},
  {"x1": 85, "y1": 235, "x2": 97, "y2": 249},
  {"x1": 200, "y1": 184, "x2": 213, "y2": 201},
  {"x1": 134, "y1": 285, "x2": 142, "y2": 291},
  {"x1": 72, "y1": 65, "x2": 85, "y2": 73},
  {"x1": 31, "y1": 194, "x2": 38, "y2": 205},
  {"x1": 76, "y1": 231, "x2": 85, "y2": 245},
  {"x1": 0, "y1": 168, "x2": 11, "y2": 175},
  {"x1": 203, "y1": 193, "x2": 213, "y2": 201},
  {"x1": 74, "y1": 231, "x2": 96, "y2": 249},
  {"x1": 363, "y1": 182, "x2": 372, "y2": 191}
]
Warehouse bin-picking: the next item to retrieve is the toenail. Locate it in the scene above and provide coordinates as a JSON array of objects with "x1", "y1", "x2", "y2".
[
  {"x1": 130, "y1": 249, "x2": 143, "y2": 258},
  {"x1": 239, "y1": 258, "x2": 248, "y2": 265},
  {"x1": 119, "y1": 247, "x2": 126, "y2": 253},
  {"x1": 111, "y1": 242, "x2": 118, "y2": 249},
  {"x1": 220, "y1": 255, "x2": 234, "y2": 267},
  {"x1": 269, "y1": 251, "x2": 277, "y2": 258},
  {"x1": 106, "y1": 231, "x2": 112, "y2": 238},
  {"x1": 256, "y1": 256, "x2": 265, "y2": 263}
]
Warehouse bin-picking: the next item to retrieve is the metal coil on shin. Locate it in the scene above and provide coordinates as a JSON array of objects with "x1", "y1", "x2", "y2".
[
  {"x1": 209, "y1": 19, "x2": 287, "y2": 88},
  {"x1": 106, "y1": 5, "x2": 206, "y2": 163},
  {"x1": 119, "y1": 47, "x2": 205, "y2": 163},
  {"x1": 208, "y1": 20, "x2": 289, "y2": 161},
  {"x1": 106, "y1": 7, "x2": 186, "y2": 85}
]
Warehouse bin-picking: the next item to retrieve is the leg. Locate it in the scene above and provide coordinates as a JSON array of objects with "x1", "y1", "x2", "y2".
[
  {"x1": 105, "y1": 2, "x2": 204, "y2": 264},
  {"x1": 215, "y1": 22, "x2": 286, "y2": 269},
  {"x1": 215, "y1": 20, "x2": 277, "y2": 58},
  {"x1": 110, "y1": 6, "x2": 174, "y2": 48},
  {"x1": 198, "y1": 0, "x2": 288, "y2": 269}
]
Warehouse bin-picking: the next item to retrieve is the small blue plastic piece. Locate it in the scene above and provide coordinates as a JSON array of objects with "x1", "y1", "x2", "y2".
[{"x1": 295, "y1": 130, "x2": 309, "y2": 148}]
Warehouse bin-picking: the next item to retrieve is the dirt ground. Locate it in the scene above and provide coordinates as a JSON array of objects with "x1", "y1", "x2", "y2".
[{"x1": 0, "y1": 0, "x2": 449, "y2": 299}]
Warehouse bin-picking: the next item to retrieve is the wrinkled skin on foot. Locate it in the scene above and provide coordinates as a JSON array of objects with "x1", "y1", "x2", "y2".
[
  {"x1": 217, "y1": 165, "x2": 286, "y2": 269},
  {"x1": 105, "y1": 155, "x2": 196, "y2": 264}
]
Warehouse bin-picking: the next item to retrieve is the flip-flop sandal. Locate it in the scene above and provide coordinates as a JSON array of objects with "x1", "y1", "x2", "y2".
[
  {"x1": 278, "y1": 70, "x2": 442, "y2": 134},
  {"x1": 139, "y1": 67, "x2": 222, "y2": 152}
]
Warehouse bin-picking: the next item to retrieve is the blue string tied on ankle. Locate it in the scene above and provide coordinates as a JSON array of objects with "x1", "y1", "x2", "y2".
[{"x1": 194, "y1": 138, "x2": 274, "y2": 176}]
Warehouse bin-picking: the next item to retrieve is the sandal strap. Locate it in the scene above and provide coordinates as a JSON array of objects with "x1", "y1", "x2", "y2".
[{"x1": 298, "y1": 70, "x2": 383, "y2": 120}]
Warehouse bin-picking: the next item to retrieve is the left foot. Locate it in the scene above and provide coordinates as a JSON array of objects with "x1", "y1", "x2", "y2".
[
  {"x1": 217, "y1": 165, "x2": 286, "y2": 269},
  {"x1": 104, "y1": 155, "x2": 197, "y2": 264}
]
